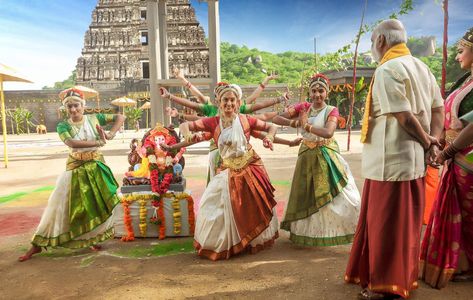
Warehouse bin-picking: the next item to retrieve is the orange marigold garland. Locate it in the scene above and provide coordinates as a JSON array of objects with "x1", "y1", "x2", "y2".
[
  {"x1": 187, "y1": 195, "x2": 195, "y2": 235},
  {"x1": 121, "y1": 200, "x2": 135, "y2": 242}
]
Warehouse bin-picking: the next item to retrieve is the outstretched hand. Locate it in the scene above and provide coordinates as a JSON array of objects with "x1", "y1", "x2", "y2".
[
  {"x1": 263, "y1": 138, "x2": 274, "y2": 151},
  {"x1": 165, "y1": 107, "x2": 179, "y2": 117},
  {"x1": 160, "y1": 87, "x2": 171, "y2": 99},
  {"x1": 263, "y1": 73, "x2": 278, "y2": 85},
  {"x1": 172, "y1": 67, "x2": 184, "y2": 79},
  {"x1": 159, "y1": 143, "x2": 172, "y2": 152}
]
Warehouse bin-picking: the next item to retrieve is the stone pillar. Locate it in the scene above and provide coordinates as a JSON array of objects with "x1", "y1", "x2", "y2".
[
  {"x1": 147, "y1": 0, "x2": 163, "y2": 127},
  {"x1": 207, "y1": 0, "x2": 221, "y2": 101},
  {"x1": 157, "y1": 0, "x2": 170, "y2": 126}
]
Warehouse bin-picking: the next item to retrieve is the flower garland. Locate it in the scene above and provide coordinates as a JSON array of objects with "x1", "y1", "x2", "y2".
[
  {"x1": 187, "y1": 196, "x2": 195, "y2": 236},
  {"x1": 172, "y1": 198, "x2": 182, "y2": 234},
  {"x1": 139, "y1": 199, "x2": 147, "y2": 237},
  {"x1": 162, "y1": 192, "x2": 195, "y2": 236},
  {"x1": 121, "y1": 200, "x2": 135, "y2": 242},
  {"x1": 119, "y1": 192, "x2": 194, "y2": 240},
  {"x1": 150, "y1": 170, "x2": 173, "y2": 194}
]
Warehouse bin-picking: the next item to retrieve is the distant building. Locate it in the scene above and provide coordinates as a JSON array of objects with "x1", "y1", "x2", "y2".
[{"x1": 75, "y1": 0, "x2": 210, "y2": 91}]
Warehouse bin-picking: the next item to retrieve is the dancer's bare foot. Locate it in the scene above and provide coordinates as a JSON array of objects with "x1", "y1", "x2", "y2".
[
  {"x1": 18, "y1": 246, "x2": 42, "y2": 262},
  {"x1": 90, "y1": 245, "x2": 102, "y2": 251}
]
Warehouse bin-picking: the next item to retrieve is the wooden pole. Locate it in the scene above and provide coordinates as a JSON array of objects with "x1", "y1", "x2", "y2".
[
  {"x1": 441, "y1": 0, "x2": 448, "y2": 98},
  {"x1": 1, "y1": 78, "x2": 8, "y2": 168},
  {"x1": 347, "y1": 0, "x2": 368, "y2": 152}
]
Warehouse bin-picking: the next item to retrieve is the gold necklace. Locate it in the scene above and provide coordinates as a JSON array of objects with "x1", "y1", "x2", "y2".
[
  {"x1": 68, "y1": 117, "x2": 86, "y2": 138},
  {"x1": 310, "y1": 104, "x2": 327, "y2": 116},
  {"x1": 221, "y1": 115, "x2": 235, "y2": 128}
]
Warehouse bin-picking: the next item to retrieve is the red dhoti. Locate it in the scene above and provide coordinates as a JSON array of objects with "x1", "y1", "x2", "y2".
[{"x1": 345, "y1": 178, "x2": 425, "y2": 299}]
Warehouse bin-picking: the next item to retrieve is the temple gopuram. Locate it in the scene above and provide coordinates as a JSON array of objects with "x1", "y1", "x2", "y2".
[{"x1": 75, "y1": 0, "x2": 210, "y2": 90}]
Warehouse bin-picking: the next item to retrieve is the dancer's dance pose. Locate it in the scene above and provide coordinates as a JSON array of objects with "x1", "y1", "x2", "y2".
[
  {"x1": 272, "y1": 73, "x2": 361, "y2": 247},
  {"x1": 19, "y1": 88, "x2": 125, "y2": 262}
]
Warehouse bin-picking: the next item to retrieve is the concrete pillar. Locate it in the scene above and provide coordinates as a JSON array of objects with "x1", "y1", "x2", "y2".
[
  {"x1": 207, "y1": 0, "x2": 221, "y2": 102},
  {"x1": 146, "y1": 0, "x2": 162, "y2": 126},
  {"x1": 157, "y1": 0, "x2": 170, "y2": 126}
]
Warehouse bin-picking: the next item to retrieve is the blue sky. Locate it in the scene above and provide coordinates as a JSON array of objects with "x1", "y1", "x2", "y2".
[{"x1": 0, "y1": 0, "x2": 471, "y2": 90}]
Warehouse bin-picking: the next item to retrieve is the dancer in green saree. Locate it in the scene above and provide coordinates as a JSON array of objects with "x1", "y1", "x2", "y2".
[{"x1": 19, "y1": 88, "x2": 125, "y2": 262}]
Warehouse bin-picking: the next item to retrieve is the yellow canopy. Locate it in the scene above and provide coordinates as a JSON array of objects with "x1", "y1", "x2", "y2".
[{"x1": 0, "y1": 63, "x2": 33, "y2": 168}]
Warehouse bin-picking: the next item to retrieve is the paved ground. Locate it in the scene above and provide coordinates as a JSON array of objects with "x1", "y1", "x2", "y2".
[{"x1": 0, "y1": 130, "x2": 471, "y2": 299}]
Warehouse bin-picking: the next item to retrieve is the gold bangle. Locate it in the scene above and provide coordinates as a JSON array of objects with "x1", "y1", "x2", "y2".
[
  {"x1": 185, "y1": 134, "x2": 193, "y2": 143},
  {"x1": 265, "y1": 134, "x2": 274, "y2": 142},
  {"x1": 304, "y1": 123, "x2": 311, "y2": 132}
]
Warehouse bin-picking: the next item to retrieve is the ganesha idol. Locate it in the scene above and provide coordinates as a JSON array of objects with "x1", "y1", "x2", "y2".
[{"x1": 122, "y1": 123, "x2": 186, "y2": 193}]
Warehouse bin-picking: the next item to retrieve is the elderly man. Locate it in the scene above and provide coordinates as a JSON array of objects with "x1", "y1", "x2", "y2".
[{"x1": 344, "y1": 19, "x2": 444, "y2": 299}]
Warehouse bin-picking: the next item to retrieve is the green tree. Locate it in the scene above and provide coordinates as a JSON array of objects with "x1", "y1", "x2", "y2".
[
  {"x1": 124, "y1": 107, "x2": 143, "y2": 130},
  {"x1": 8, "y1": 108, "x2": 27, "y2": 134},
  {"x1": 23, "y1": 110, "x2": 36, "y2": 134},
  {"x1": 42, "y1": 71, "x2": 76, "y2": 90}
]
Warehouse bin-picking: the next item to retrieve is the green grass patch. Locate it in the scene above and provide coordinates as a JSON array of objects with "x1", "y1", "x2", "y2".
[
  {"x1": 0, "y1": 186, "x2": 54, "y2": 204},
  {"x1": 113, "y1": 239, "x2": 195, "y2": 258},
  {"x1": 32, "y1": 186, "x2": 55, "y2": 193},
  {"x1": 271, "y1": 180, "x2": 291, "y2": 186},
  {"x1": 0, "y1": 192, "x2": 28, "y2": 204}
]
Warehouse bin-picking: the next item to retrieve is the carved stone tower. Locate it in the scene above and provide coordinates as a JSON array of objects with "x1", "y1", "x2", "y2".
[{"x1": 75, "y1": 0, "x2": 209, "y2": 90}]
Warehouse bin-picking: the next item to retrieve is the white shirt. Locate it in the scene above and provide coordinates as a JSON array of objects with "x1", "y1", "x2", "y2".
[{"x1": 362, "y1": 55, "x2": 444, "y2": 181}]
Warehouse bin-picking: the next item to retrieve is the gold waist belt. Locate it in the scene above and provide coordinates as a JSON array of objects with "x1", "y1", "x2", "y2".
[
  {"x1": 222, "y1": 149, "x2": 254, "y2": 171},
  {"x1": 303, "y1": 138, "x2": 332, "y2": 149},
  {"x1": 70, "y1": 151, "x2": 101, "y2": 161}
]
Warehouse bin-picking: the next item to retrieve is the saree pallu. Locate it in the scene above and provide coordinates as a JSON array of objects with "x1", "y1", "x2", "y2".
[
  {"x1": 31, "y1": 152, "x2": 120, "y2": 248},
  {"x1": 420, "y1": 148, "x2": 473, "y2": 289},
  {"x1": 345, "y1": 178, "x2": 425, "y2": 299}
]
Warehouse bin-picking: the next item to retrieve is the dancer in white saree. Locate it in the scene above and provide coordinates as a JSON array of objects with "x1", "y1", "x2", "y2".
[
  {"x1": 19, "y1": 88, "x2": 125, "y2": 262},
  {"x1": 179, "y1": 84, "x2": 279, "y2": 260}
]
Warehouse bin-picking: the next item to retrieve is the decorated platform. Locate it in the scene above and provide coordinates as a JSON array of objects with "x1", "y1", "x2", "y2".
[
  {"x1": 113, "y1": 123, "x2": 194, "y2": 241},
  {"x1": 113, "y1": 191, "x2": 194, "y2": 240}
]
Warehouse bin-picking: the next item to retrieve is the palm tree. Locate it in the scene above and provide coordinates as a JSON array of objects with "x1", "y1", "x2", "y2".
[
  {"x1": 23, "y1": 110, "x2": 36, "y2": 134},
  {"x1": 11, "y1": 108, "x2": 27, "y2": 134},
  {"x1": 124, "y1": 107, "x2": 143, "y2": 130}
]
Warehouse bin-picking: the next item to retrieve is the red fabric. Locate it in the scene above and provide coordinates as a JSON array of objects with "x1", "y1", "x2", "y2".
[
  {"x1": 423, "y1": 166, "x2": 439, "y2": 224},
  {"x1": 345, "y1": 178, "x2": 425, "y2": 299}
]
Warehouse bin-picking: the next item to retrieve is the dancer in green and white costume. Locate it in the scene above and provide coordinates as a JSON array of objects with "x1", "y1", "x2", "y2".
[
  {"x1": 273, "y1": 74, "x2": 361, "y2": 246},
  {"x1": 19, "y1": 88, "x2": 125, "y2": 262}
]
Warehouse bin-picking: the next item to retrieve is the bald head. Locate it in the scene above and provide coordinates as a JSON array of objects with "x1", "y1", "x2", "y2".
[{"x1": 372, "y1": 19, "x2": 407, "y2": 47}]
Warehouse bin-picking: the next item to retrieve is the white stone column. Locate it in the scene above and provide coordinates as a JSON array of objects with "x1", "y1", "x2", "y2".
[
  {"x1": 146, "y1": 0, "x2": 162, "y2": 126},
  {"x1": 157, "y1": 0, "x2": 170, "y2": 126},
  {"x1": 207, "y1": 0, "x2": 221, "y2": 101}
]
